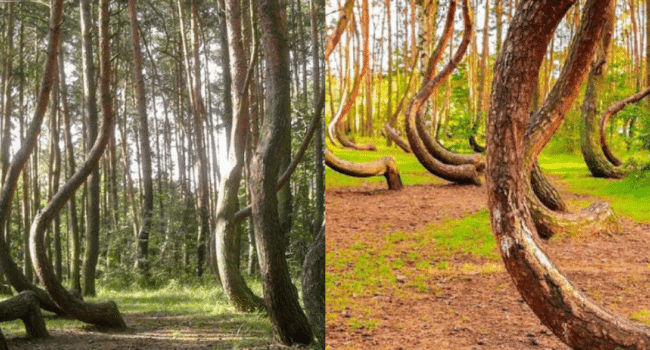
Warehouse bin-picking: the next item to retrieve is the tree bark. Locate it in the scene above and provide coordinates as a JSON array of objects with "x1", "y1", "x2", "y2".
[
  {"x1": 530, "y1": 162, "x2": 567, "y2": 212},
  {"x1": 325, "y1": 148, "x2": 403, "y2": 190},
  {"x1": 29, "y1": 0, "x2": 126, "y2": 329},
  {"x1": 251, "y1": 0, "x2": 313, "y2": 344},
  {"x1": 487, "y1": 0, "x2": 650, "y2": 347},
  {"x1": 58, "y1": 50, "x2": 81, "y2": 293},
  {"x1": 302, "y1": 223, "x2": 324, "y2": 348},
  {"x1": 580, "y1": 5, "x2": 629, "y2": 179},
  {"x1": 0, "y1": 291, "x2": 49, "y2": 339}
]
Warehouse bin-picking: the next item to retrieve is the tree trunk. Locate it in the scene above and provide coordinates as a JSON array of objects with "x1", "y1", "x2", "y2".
[
  {"x1": 80, "y1": 0, "x2": 101, "y2": 298},
  {"x1": 128, "y1": 0, "x2": 155, "y2": 280},
  {"x1": 530, "y1": 162, "x2": 567, "y2": 212},
  {"x1": 580, "y1": 5, "x2": 629, "y2": 179},
  {"x1": 58, "y1": 50, "x2": 81, "y2": 293},
  {"x1": 302, "y1": 223, "x2": 324, "y2": 348},
  {"x1": 0, "y1": 291, "x2": 50, "y2": 339},
  {"x1": 251, "y1": 0, "x2": 313, "y2": 344},
  {"x1": 487, "y1": 0, "x2": 650, "y2": 347},
  {"x1": 325, "y1": 149, "x2": 403, "y2": 190},
  {"x1": 215, "y1": 0, "x2": 265, "y2": 312},
  {"x1": 29, "y1": 0, "x2": 126, "y2": 329},
  {"x1": 405, "y1": 0, "x2": 482, "y2": 186}
]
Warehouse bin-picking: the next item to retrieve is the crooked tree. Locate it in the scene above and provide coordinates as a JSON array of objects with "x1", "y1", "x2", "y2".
[{"x1": 487, "y1": 0, "x2": 650, "y2": 347}]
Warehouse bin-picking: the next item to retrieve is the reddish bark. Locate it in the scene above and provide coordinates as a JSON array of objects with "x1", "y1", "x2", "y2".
[
  {"x1": 488, "y1": 0, "x2": 650, "y2": 347},
  {"x1": 405, "y1": 0, "x2": 482, "y2": 186}
]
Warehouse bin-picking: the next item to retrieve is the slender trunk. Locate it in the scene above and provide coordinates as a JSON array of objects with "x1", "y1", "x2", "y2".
[{"x1": 80, "y1": 0, "x2": 101, "y2": 297}]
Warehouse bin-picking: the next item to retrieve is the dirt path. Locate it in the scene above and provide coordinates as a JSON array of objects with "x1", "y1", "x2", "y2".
[
  {"x1": 6, "y1": 312, "x2": 288, "y2": 349},
  {"x1": 326, "y1": 182, "x2": 650, "y2": 349}
]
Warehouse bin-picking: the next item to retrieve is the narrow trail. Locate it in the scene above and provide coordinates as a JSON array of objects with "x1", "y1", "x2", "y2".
[{"x1": 326, "y1": 182, "x2": 650, "y2": 349}]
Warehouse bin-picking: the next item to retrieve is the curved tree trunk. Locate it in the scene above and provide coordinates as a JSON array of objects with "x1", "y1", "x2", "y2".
[
  {"x1": 530, "y1": 162, "x2": 567, "y2": 212},
  {"x1": 215, "y1": 0, "x2": 265, "y2": 313},
  {"x1": 580, "y1": 8, "x2": 629, "y2": 178},
  {"x1": 383, "y1": 122, "x2": 411, "y2": 153},
  {"x1": 599, "y1": 85, "x2": 650, "y2": 169},
  {"x1": 415, "y1": 109, "x2": 484, "y2": 169},
  {"x1": 251, "y1": 0, "x2": 313, "y2": 344},
  {"x1": 325, "y1": 149, "x2": 403, "y2": 190},
  {"x1": 29, "y1": 0, "x2": 126, "y2": 329},
  {"x1": 0, "y1": 291, "x2": 50, "y2": 339},
  {"x1": 487, "y1": 0, "x2": 650, "y2": 347},
  {"x1": 522, "y1": 0, "x2": 620, "y2": 237},
  {"x1": 405, "y1": 0, "x2": 481, "y2": 186},
  {"x1": 0, "y1": 0, "x2": 64, "y2": 315}
]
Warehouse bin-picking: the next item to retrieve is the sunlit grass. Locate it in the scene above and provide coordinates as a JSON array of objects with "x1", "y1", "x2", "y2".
[{"x1": 539, "y1": 150, "x2": 650, "y2": 223}]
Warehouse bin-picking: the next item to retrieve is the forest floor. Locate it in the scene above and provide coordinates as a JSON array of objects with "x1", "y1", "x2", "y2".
[
  {"x1": 7, "y1": 312, "x2": 286, "y2": 349},
  {"x1": 2, "y1": 284, "x2": 311, "y2": 349},
  {"x1": 326, "y1": 180, "x2": 650, "y2": 349}
]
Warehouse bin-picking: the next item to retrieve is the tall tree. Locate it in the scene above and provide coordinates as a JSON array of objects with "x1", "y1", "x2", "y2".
[
  {"x1": 128, "y1": 0, "x2": 155, "y2": 281},
  {"x1": 250, "y1": 0, "x2": 312, "y2": 344},
  {"x1": 80, "y1": 0, "x2": 101, "y2": 297},
  {"x1": 215, "y1": 0, "x2": 265, "y2": 312}
]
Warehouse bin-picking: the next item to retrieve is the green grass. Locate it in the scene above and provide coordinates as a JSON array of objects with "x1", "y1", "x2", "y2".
[
  {"x1": 538, "y1": 150, "x2": 650, "y2": 222},
  {"x1": 423, "y1": 210, "x2": 498, "y2": 261}
]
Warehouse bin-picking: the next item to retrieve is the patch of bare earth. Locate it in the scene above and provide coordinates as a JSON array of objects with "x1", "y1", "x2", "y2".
[{"x1": 326, "y1": 182, "x2": 650, "y2": 349}]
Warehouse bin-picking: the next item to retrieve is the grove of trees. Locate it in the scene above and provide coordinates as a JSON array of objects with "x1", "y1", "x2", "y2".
[
  {"x1": 0, "y1": 0, "x2": 324, "y2": 347},
  {"x1": 326, "y1": 0, "x2": 650, "y2": 347}
]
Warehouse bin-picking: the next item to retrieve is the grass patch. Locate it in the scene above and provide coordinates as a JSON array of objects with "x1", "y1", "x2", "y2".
[
  {"x1": 539, "y1": 151, "x2": 650, "y2": 223},
  {"x1": 631, "y1": 309, "x2": 650, "y2": 324},
  {"x1": 327, "y1": 209, "x2": 499, "y2": 323},
  {"x1": 422, "y1": 210, "x2": 498, "y2": 261}
]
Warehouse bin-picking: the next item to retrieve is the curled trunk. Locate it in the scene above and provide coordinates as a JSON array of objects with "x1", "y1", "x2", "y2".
[
  {"x1": 487, "y1": 0, "x2": 650, "y2": 347},
  {"x1": 29, "y1": 0, "x2": 126, "y2": 329},
  {"x1": 530, "y1": 162, "x2": 567, "y2": 212},
  {"x1": 404, "y1": 0, "x2": 481, "y2": 186},
  {"x1": 325, "y1": 149, "x2": 403, "y2": 190}
]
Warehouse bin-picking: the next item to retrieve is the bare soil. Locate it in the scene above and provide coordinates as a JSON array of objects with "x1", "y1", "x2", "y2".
[{"x1": 326, "y1": 182, "x2": 650, "y2": 349}]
